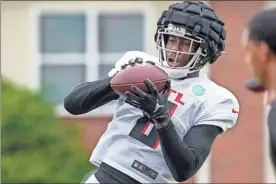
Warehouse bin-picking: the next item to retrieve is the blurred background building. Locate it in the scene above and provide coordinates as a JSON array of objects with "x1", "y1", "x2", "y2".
[{"x1": 1, "y1": 1, "x2": 276, "y2": 183}]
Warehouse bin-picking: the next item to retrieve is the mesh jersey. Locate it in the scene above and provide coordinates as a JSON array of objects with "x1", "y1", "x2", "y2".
[{"x1": 89, "y1": 51, "x2": 240, "y2": 183}]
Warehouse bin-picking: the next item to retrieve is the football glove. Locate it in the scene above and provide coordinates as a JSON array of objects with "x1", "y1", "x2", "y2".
[
  {"x1": 125, "y1": 78, "x2": 171, "y2": 123},
  {"x1": 108, "y1": 54, "x2": 144, "y2": 78}
]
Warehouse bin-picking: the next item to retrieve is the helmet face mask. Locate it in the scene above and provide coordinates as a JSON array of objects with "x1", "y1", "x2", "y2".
[
  {"x1": 154, "y1": 1, "x2": 226, "y2": 79},
  {"x1": 156, "y1": 23, "x2": 208, "y2": 73}
]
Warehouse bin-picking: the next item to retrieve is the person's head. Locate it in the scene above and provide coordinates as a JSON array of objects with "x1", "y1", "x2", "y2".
[
  {"x1": 241, "y1": 8, "x2": 276, "y2": 91},
  {"x1": 154, "y1": 1, "x2": 226, "y2": 79}
]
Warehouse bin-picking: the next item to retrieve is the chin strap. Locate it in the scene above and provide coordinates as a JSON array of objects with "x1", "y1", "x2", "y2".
[{"x1": 154, "y1": 63, "x2": 190, "y2": 79}]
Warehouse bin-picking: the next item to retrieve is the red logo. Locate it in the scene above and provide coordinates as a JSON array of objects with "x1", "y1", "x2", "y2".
[{"x1": 232, "y1": 108, "x2": 239, "y2": 113}]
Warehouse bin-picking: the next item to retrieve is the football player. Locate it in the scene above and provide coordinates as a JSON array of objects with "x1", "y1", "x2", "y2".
[
  {"x1": 64, "y1": 1, "x2": 240, "y2": 183},
  {"x1": 242, "y1": 8, "x2": 276, "y2": 172}
]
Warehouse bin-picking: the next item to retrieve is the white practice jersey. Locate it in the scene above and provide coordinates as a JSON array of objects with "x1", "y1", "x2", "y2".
[{"x1": 89, "y1": 51, "x2": 240, "y2": 183}]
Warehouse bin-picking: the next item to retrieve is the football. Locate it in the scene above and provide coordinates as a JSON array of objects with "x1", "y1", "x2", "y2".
[{"x1": 110, "y1": 63, "x2": 169, "y2": 96}]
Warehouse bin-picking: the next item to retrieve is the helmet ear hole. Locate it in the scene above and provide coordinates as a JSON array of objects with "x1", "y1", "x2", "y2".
[
  {"x1": 208, "y1": 46, "x2": 221, "y2": 64},
  {"x1": 154, "y1": 1, "x2": 226, "y2": 78},
  {"x1": 209, "y1": 51, "x2": 221, "y2": 64}
]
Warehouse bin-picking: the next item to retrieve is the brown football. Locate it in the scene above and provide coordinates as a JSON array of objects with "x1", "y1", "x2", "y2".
[{"x1": 110, "y1": 63, "x2": 169, "y2": 96}]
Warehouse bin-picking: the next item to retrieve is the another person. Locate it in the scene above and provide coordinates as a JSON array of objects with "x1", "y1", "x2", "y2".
[{"x1": 65, "y1": 1, "x2": 240, "y2": 183}]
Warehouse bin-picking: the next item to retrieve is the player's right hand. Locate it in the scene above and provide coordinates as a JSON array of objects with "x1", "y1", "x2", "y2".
[
  {"x1": 108, "y1": 51, "x2": 159, "y2": 78},
  {"x1": 108, "y1": 56, "x2": 143, "y2": 79}
]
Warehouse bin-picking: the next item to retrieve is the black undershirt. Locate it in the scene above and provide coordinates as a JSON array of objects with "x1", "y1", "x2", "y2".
[
  {"x1": 268, "y1": 100, "x2": 276, "y2": 172},
  {"x1": 95, "y1": 162, "x2": 141, "y2": 184},
  {"x1": 64, "y1": 78, "x2": 119, "y2": 115},
  {"x1": 64, "y1": 78, "x2": 222, "y2": 182},
  {"x1": 157, "y1": 122, "x2": 221, "y2": 181}
]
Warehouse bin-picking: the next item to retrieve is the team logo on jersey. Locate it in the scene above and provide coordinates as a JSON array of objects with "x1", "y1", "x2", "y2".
[
  {"x1": 192, "y1": 85, "x2": 206, "y2": 96},
  {"x1": 131, "y1": 160, "x2": 158, "y2": 180}
]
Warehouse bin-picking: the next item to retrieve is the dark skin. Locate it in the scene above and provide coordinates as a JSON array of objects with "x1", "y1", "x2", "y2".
[
  {"x1": 166, "y1": 36, "x2": 199, "y2": 66},
  {"x1": 122, "y1": 34, "x2": 224, "y2": 181},
  {"x1": 241, "y1": 29, "x2": 276, "y2": 101},
  {"x1": 166, "y1": 35, "x2": 200, "y2": 78},
  {"x1": 126, "y1": 35, "x2": 201, "y2": 129}
]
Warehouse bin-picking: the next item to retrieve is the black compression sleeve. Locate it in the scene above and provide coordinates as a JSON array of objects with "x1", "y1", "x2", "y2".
[
  {"x1": 64, "y1": 78, "x2": 119, "y2": 115},
  {"x1": 268, "y1": 100, "x2": 276, "y2": 171},
  {"x1": 157, "y1": 122, "x2": 222, "y2": 182}
]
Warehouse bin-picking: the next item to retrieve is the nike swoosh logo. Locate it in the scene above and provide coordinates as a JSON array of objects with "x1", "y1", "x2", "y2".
[{"x1": 232, "y1": 108, "x2": 239, "y2": 113}]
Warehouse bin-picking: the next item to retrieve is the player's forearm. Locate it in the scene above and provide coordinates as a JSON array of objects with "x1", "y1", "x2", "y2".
[
  {"x1": 269, "y1": 134, "x2": 276, "y2": 171},
  {"x1": 268, "y1": 101, "x2": 276, "y2": 170},
  {"x1": 156, "y1": 122, "x2": 221, "y2": 182},
  {"x1": 64, "y1": 78, "x2": 119, "y2": 115},
  {"x1": 156, "y1": 122, "x2": 200, "y2": 181}
]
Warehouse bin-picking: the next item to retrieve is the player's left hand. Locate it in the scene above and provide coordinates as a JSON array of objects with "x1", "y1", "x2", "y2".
[{"x1": 125, "y1": 78, "x2": 171, "y2": 124}]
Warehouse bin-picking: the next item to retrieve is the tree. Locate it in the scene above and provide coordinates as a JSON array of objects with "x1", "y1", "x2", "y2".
[{"x1": 1, "y1": 79, "x2": 94, "y2": 183}]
